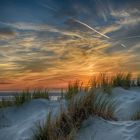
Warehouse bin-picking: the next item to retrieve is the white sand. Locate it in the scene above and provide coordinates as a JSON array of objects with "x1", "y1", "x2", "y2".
[
  {"x1": 76, "y1": 87, "x2": 140, "y2": 140},
  {"x1": 112, "y1": 87, "x2": 140, "y2": 120},
  {"x1": 0, "y1": 99, "x2": 65, "y2": 140},
  {"x1": 0, "y1": 87, "x2": 140, "y2": 140},
  {"x1": 76, "y1": 117, "x2": 140, "y2": 140}
]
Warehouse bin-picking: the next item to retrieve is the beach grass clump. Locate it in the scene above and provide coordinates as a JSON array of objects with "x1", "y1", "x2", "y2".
[
  {"x1": 32, "y1": 89, "x2": 49, "y2": 100},
  {"x1": 0, "y1": 98, "x2": 14, "y2": 108},
  {"x1": 33, "y1": 112, "x2": 77, "y2": 140},
  {"x1": 0, "y1": 91, "x2": 32, "y2": 108},
  {"x1": 67, "y1": 92, "x2": 94, "y2": 128},
  {"x1": 33, "y1": 113, "x2": 54, "y2": 140},
  {"x1": 137, "y1": 76, "x2": 140, "y2": 86},
  {"x1": 89, "y1": 73, "x2": 113, "y2": 95},
  {"x1": 33, "y1": 89, "x2": 116, "y2": 140},
  {"x1": 112, "y1": 73, "x2": 132, "y2": 89},
  {"x1": 65, "y1": 72, "x2": 136, "y2": 99},
  {"x1": 65, "y1": 81, "x2": 83, "y2": 100},
  {"x1": 89, "y1": 72, "x2": 140, "y2": 91},
  {"x1": 90, "y1": 72, "x2": 135, "y2": 91},
  {"x1": 98, "y1": 73, "x2": 113, "y2": 94},
  {"x1": 15, "y1": 89, "x2": 50, "y2": 106},
  {"x1": 14, "y1": 90, "x2": 32, "y2": 106},
  {"x1": 92, "y1": 92, "x2": 115, "y2": 120},
  {"x1": 68, "y1": 91, "x2": 116, "y2": 121},
  {"x1": 0, "y1": 89, "x2": 50, "y2": 108},
  {"x1": 131, "y1": 111, "x2": 140, "y2": 120},
  {"x1": 33, "y1": 113, "x2": 55, "y2": 140},
  {"x1": 54, "y1": 112, "x2": 77, "y2": 140}
]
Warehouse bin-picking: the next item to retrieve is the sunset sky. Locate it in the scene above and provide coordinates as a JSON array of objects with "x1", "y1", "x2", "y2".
[{"x1": 0, "y1": 0, "x2": 140, "y2": 90}]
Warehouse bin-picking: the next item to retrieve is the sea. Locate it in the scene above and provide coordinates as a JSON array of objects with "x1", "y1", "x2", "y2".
[{"x1": 0, "y1": 90, "x2": 64, "y2": 101}]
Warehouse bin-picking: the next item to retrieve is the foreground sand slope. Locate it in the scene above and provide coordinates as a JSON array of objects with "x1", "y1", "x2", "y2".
[
  {"x1": 0, "y1": 87, "x2": 140, "y2": 140},
  {"x1": 76, "y1": 87, "x2": 140, "y2": 140},
  {"x1": 0, "y1": 99, "x2": 64, "y2": 140}
]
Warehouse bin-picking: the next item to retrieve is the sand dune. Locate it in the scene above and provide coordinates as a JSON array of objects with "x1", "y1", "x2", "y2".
[{"x1": 0, "y1": 88, "x2": 140, "y2": 140}]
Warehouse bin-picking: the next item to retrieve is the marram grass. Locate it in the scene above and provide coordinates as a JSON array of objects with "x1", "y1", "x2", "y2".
[
  {"x1": 32, "y1": 89, "x2": 49, "y2": 100},
  {"x1": 65, "y1": 80, "x2": 83, "y2": 100},
  {"x1": 0, "y1": 98, "x2": 14, "y2": 108},
  {"x1": 112, "y1": 73, "x2": 132, "y2": 89},
  {"x1": 131, "y1": 110, "x2": 140, "y2": 120},
  {"x1": 33, "y1": 89, "x2": 116, "y2": 140},
  {"x1": 1, "y1": 72, "x2": 140, "y2": 108},
  {"x1": 0, "y1": 89, "x2": 49, "y2": 108},
  {"x1": 65, "y1": 72, "x2": 139, "y2": 99},
  {"x1": 33, "y1": 112, "x2": 77, "y2": 140}
]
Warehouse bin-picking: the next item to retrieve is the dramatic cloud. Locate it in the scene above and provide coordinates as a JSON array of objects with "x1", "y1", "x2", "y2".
[
  {"x1": 0, "y1": 27, "x2": 16, "y2": 39},
  {"x1": 0, "y1": 0, "x2": 139, "y2": 90},
  {"x1": 111, "y1": 8, "x2": 140, "y2": 27}
]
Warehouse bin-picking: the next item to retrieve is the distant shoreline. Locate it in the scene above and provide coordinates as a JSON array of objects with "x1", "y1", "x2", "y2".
[{"x1": 0, "y1": 91, "x2": 64, "y2": 101}]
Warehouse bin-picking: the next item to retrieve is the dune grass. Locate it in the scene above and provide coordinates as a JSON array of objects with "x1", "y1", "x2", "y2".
[
  {"x1": 65, "y1": 72, "x2": 139, "y2": 99},
  {"x1": 0, "y1": 89, "x2": 49, "y2": 108},
  {"x1": 14, "y1": 90, "x2": 32, "y2": 106},
  {"x1": 33, "y1": 88, "x2": 116, "y2": 140},
  {"x1": 60, "y1": 89, "x2": 65, "y2": 100},
  {"x1": 32, "y1": 89, "x2": 49, "y2": 100},
  {"x1": 137, "y1": 76, "x2": 140, "y2": 86},
  {"x1": 131, "y1": 110, "x2": 140, "y2": 120},
  {"x1": 69, "y1": 91, "x2": 116, "y2": 120},
  {"x1": 1, "y1": 73, "x2": 140, "y2": 108},
  {"x1": 112, "y1": 73, "x2": 132, "y2": 89},
  {"x1": 0, "y1": 98, "x2": 14, "y2": 108},
  {"x1": 131, "y1": 113, "x2": 140, "y2": 120},
  {"x1": 95, "y1": 73, "x2": 113, "y2": 94},
  {"x1": 93, "y1": 72, "x2": 133, "y2": 91},
  {"x1": 33, "y1": 112, "x2": 77, "y2": 140},
  {"x1": 15, "y1": 89, "x2": 49, "y2": 106},
  {"x1": 65, "y1": 81, "x2": 83, "y2": 100}
]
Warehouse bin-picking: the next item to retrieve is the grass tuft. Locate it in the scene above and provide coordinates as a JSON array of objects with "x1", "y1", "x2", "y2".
[
  {"x1": 32, "y1": 89, "x2": 49, "y2": 100},
  {"x1": 33, "y1": 89, "x2": 116, "y2": 140},
  {"x1": 131, "y1": 111, "x2": 140, "y2": 120},
  {"x1": 112, "y1": 73, "x2": 132, "y2": 89},
  {"x1": 14, "y1": 90, "x2": 32, "y2": 106},
  {"x1": 65, "y1": 81, "x2": 83, "y2": 100},
  {"x1": 137, "y1": 76, "x2": 140, "y2": 86},
  {"x1": 33, "y1": 112, "x2": 77, "y2": 140},
  {"x1": 0, "y1": 98, "x2": 14, "y2": 108},
  {"x1": 0, "y1": 89, "x2": 49, "y2": 108}
]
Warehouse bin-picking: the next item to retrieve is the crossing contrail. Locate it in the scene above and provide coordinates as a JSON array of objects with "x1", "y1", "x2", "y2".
[
  {"x1": 73, "y1": 19, "x2": 127, "y2": 48},
  {"x1": 73, "y1": 19, "x2": 110, "y2": 39}
]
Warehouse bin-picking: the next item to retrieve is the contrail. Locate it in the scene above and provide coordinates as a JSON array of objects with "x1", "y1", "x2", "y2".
[
  {"x1": 73, "y1": 19, "x2": 110, "y2": 39},
  {"x1": 73, "y1": 19, "x2": 127, "y2": 48},
  {"x1": 123, "y1": 35, "x2": 140, "y2": 40},
  {"x1": 39, "y1": 2, "x2": 57, "y2": 12},
  {"x1": 121, "y1": 44, "x2": 126, "y2": 48}
]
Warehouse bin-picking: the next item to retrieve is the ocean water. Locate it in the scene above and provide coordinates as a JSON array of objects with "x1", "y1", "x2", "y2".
[{"x1": 0, "y1": 91, "x2": 63, "y2": 101}]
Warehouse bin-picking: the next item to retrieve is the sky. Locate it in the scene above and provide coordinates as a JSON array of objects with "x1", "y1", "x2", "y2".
[{"x1": 0, "y1": 0, "x2": 140, "y2": 90}]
